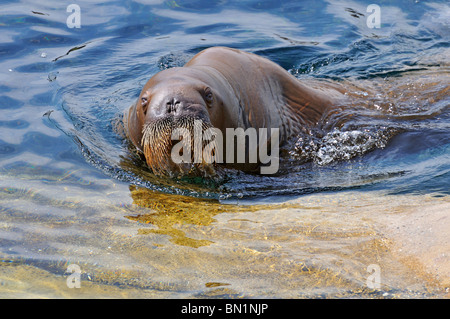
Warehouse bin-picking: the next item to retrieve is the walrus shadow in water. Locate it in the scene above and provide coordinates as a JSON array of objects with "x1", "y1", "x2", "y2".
[
  {"x1": 120, "y1": 46, "x2": 449, "y2": 184},
  {"x1": 125, "y1": 186, "x2": 220, "y2": 248},
  {"x1": 125, "y1": 185, "x2": 307, "y2": 248}
]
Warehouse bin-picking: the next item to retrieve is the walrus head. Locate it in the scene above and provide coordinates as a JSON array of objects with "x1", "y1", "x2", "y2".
[{"x1": 132, "y1": 71, "x2": 220, "y2": 177}]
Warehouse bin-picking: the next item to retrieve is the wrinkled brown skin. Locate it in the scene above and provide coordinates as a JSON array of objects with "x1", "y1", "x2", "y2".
[{"x1": 125, "y1": 46, "x2": 347, "y2": 172}]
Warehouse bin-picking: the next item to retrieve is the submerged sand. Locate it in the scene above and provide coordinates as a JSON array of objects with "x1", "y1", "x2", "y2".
[{"x1": 0, "y1": 170, "x2": 448, "y2": 298}]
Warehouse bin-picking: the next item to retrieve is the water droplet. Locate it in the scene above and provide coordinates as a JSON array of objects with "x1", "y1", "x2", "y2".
[
  {"x1": 40, "y1": 52, "x2": 47, "y2": 58},
  {"x1": 47, "y1": 72, "x2": 58, "y2": 82}
]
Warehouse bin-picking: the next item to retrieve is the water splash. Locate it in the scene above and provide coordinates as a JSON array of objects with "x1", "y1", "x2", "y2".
[{"x1": 290, "y1": 127, "x2": 394, "y2": 166}]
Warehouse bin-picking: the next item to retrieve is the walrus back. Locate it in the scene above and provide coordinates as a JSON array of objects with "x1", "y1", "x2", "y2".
[{"x1": 186, "y1": 47, "x2": 345, "y2": 142}]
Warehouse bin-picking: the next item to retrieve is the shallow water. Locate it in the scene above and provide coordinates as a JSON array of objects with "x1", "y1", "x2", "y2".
[{"x1": 0, "y1": 0, "x2": 449, "y2": 298}]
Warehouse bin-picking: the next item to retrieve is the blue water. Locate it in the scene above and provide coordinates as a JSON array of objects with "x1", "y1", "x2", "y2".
[
  {"x1": 0, "y1": 0, "x2": 449, "y2": 298},
  {"x1": 1, "y1": 0, "x2": 448, "y2": 200}
]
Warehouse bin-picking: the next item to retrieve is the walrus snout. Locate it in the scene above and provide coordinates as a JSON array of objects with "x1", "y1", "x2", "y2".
[{"x1": 140, "y1": 87, "x2": 216, "y2": 176}]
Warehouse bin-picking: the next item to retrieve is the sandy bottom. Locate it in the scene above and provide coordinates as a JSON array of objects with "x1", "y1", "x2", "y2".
[
  {"x1": 375, "y1": 196, "x2": 449, "y2": 290},
  {"x1": 0, "y1": 171, "x2": 448, "y2": 298}
]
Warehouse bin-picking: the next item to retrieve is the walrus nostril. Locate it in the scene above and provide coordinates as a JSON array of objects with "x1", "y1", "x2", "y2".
[
  {"x1": 166, "y1": 101, "x2": 174, "y2": 113},
  {"x1": 166, "y1": 99, "x2": 182, "y2": 114}
]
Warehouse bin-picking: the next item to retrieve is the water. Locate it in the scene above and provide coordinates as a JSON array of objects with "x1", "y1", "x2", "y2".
[{"x1": 0, "y1": 0, "x2": 449, "y2": 298}]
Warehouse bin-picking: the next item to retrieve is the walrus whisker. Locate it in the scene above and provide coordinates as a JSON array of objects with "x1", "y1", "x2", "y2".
[
  {"x1": 142, "y1": 118, "x2": 174, "y2": 175},
  {"x1": 141, "y1": 116, "x2": 217, "y2": 177}
]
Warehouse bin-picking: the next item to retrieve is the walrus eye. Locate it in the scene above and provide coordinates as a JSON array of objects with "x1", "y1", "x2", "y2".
[
  {"x1": 141, "y1": 97, "x2": 148, "y2": 114},
  {"x1": 204, "y1": 87, "x2": 213, "y2": 105}
]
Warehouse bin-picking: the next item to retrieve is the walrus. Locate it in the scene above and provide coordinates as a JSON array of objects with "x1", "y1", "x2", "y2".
[{"x1": 124, "y1": 46, "x2": 347, "y2": 177}]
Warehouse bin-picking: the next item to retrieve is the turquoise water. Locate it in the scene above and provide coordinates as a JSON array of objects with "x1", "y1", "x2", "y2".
[{"x1": 0, "y1": 0, "x2": 449, "y2": 298}]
